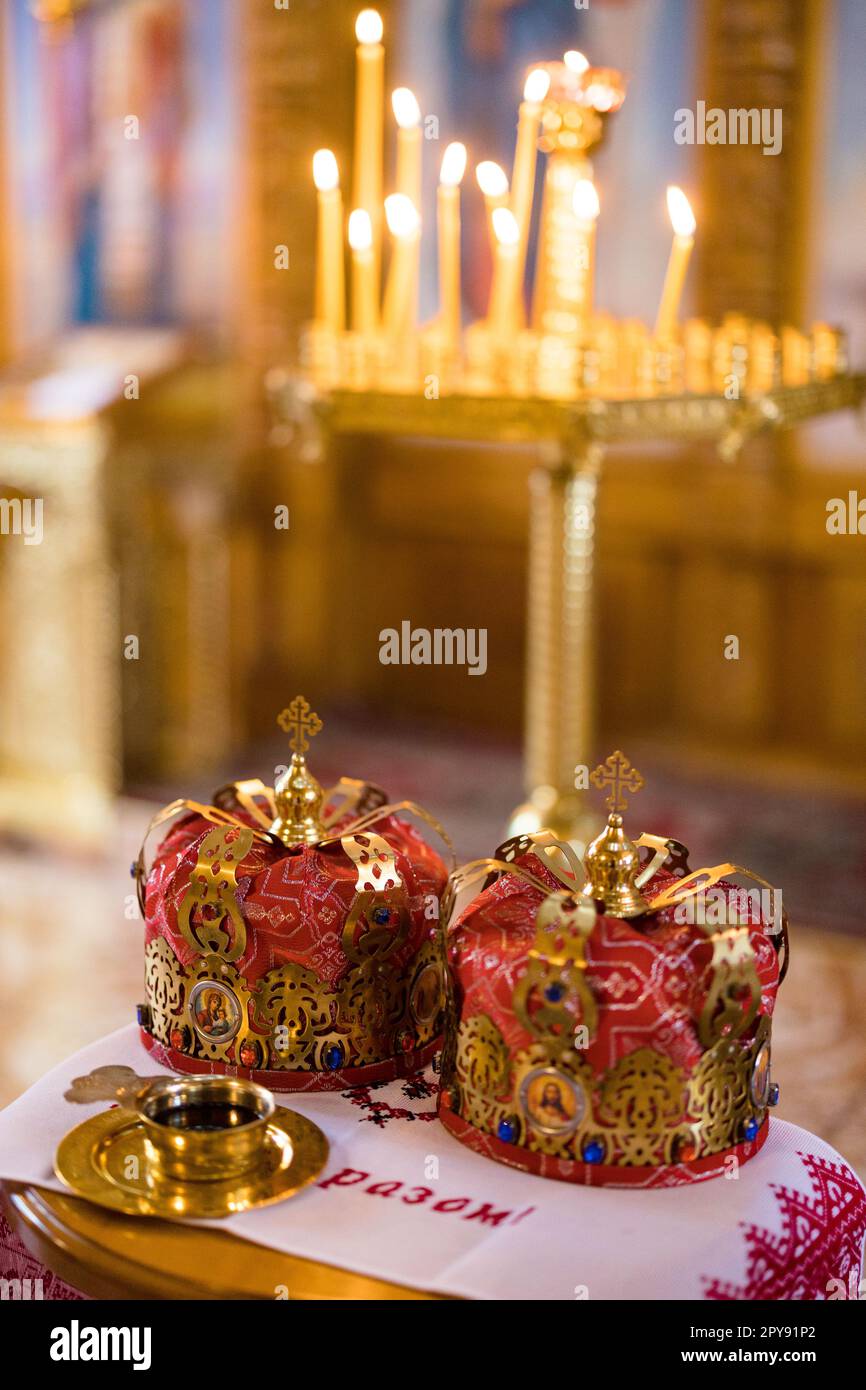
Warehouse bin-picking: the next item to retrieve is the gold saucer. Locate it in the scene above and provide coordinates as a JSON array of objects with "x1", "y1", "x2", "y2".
[{"x1": 55, "y1": 1105, "x2": 328, "y2": 1220}]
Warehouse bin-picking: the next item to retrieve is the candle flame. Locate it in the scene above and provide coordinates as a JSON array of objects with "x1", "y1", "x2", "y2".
[
  {"x1": 440, "y1": 142, "x2": 467, "y2": 188},
  {"x1": 492, "y1": 206, "x2": 520, "y2": 248},
  {"x1": 585, "y1": 81, "x2": 616, "y2": 112},
  {"x1": 572, "y1": 179, "x2": 600, "y2": 222},
  {"x1": 385, "y1": 193, "x2": 420, "y2": 238},
  {"x1": 476, "y1": 160, "x2": 509, "y2": 198},
  {"x1": 355, "y1": 9, "x2": 383, "y2": 45},
  {"x1": 563, "y1": 50, "x2": 590, "y2": 75},
  {"x1": 348, "y1": 208, "x2": 373, "y2": 252},
  {"x1": 312, "y1": 149, "x2": 339, "y2": 193},
  {"x1": 392, "y1": 87, "x2": 422, "y2": 129},
  {"x1": 667, "y1": 185, "x2": 696, "y2": 238},
  {"x1": 523, "y1": 68, "x2": 551, "y2": 104}
]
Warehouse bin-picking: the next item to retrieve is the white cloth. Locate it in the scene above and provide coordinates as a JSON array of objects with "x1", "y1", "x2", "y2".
[{"x1": 0, "y1": 1026, "x2": 862, "y2": 1301}]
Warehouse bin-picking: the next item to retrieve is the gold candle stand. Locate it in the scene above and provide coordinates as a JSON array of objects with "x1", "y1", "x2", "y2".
[{"x1": 271, "y1": 374, "x2": 866, "y2": 852}]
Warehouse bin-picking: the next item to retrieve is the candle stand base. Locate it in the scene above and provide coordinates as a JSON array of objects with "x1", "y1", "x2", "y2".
[
  {"x1": 270, "y1": 375, "x2": 866, "y2": 844},
  {"x1": 504, "y1": 791, "x2": 600, "y2": 858}
]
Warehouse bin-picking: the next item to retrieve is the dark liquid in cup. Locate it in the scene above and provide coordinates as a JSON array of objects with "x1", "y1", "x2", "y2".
[{"x1": 155, "y1": 1102, "x2": 260, "y2": 1132}]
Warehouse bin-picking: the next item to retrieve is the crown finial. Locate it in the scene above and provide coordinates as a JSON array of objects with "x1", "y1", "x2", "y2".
[
  {"x1": 271, "y1": 697, "x2": 325, "y2": 847},
  {"x1": 589, "y1": 750, "x2": 644, "y2": 815},
  {"x1": 277, "y1": 695, "x2": 323, "y2": 756},
  {"x1": 582, "y1": 750, "x2": 648, "y2": 918}
]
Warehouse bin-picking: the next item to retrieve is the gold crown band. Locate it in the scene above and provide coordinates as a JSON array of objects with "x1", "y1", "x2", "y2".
[
  {"x1": 143, "y1": 929, "x2": 444, "y2": 1074},
  {"x1": 445, "y1": 1011, "x2": 772, "y2": 1167}
]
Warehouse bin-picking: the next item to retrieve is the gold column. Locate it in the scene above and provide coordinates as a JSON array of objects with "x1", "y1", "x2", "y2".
[
  {"x1": 167, "y1": 482, "x2": 233, "y2": 772},
  {"x1": 532, "y1": 155, "x2": 592, "y2": 336},
  {"x1": 0, "y1": 421, "x2": 120, "y2": 844},
  {"x1": 238, "y1": 0, "x2": 364, "y2": 732},
  {"x1": 237, "y1": 0, "x2": 361, "y2": 369},
  {"x1": 697, "y1": 0, "x2": 826, "y2": 326},
  {"x1": 0, "y1": 1, "x2": 13, "y2": 365},
  {"x1": 508, "y1": 434, "x2": 602, "y2": 853}
]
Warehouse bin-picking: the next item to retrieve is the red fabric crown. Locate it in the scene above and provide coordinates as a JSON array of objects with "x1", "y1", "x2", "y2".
[
  {"x1": 138, "y1": 785, "x2": 449, "y2": 1092},
  {"x1": 439, "y1": 835, "x2": 787, "y2": 1188}
]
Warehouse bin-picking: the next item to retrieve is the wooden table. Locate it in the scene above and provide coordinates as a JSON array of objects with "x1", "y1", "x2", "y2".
[{"x1": 1, "y1": 1182, "x2": 441, "y2": 1300}]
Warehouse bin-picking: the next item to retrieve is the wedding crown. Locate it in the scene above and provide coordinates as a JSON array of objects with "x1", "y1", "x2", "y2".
[
  {"x1": 438, "y1": 752, "x2": 787, "y2": 1186},
  {"x1": 136, "y1": 698, "x2": 451, "y2": 1091}
]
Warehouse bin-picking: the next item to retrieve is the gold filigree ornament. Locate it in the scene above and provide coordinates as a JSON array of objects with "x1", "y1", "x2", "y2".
[
  {"x1": 177, "y1": 823, "x2": 255, "y2": 962},
  {"x1": 512, "y1": 890, "x2": 599, "y2": 1042},
  {"x1": 454, "y1": 1013, "x2": 512, "y2": 1134},
  {"x1": 136, "y1": 700, "x2": 455, "y2": 1079},
  {"x1": 440, "y1": 774, "x2": 788, "y2": 1172},
  {"x1": 143, "y1": 926, "x2": 446, "y2": 1076},
  {"x1": 597, "y1": 1048, "x2": 685, "y2": 1166},
  {"x1": 144, "y1": 936, "x2": 186, "y2": 1045},
  {"x1": 698, "y1": 925, "x2": 761, "y2": 1049}
]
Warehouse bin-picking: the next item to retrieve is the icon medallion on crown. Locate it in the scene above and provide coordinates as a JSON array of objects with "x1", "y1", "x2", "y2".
[
  {"x1": 135, "y1": 698, "x2": 453, "y2": 1091},
  {"x1": 438, "y1": 751, "x2": 787, "y2": 1186}
]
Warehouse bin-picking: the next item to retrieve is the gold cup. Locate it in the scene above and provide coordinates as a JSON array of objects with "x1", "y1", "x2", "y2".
[{"x1": 137, "y1": 1076, "x2": 275, "y2": 1183}]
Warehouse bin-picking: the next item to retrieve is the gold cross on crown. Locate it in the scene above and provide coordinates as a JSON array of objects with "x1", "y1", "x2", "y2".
[
  {"x1": 590, "y1": 750, "x2": 644, "y2": 815},
  {"x1": 277, "y1": 696, "x2": 323, "y2": 756}
]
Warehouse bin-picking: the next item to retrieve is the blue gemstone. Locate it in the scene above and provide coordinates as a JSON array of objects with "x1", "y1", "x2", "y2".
[
  {"x1": 129, "y1": 861, "x2": 137, "y2": 878},
  {"x1": 136, "y1": 1003, "x2": 149, "y2": 1028},
  {"x1": 768, "y1": 1082, "x2": 780, "y2": 1107},
  {"x1": 497, "y1": 1118, "x2": 517, "y2": 1144},
  {"x1": 544, "y1": 982, "x2": 565, "y2": 1002},
  {"x1": 744, "y1": 1117, "x2": 760, "y2": 1142},
  {"x1": 372, "y1": 907, "x2": 390, "y2": 925},
  {"x1": 325, "y1": 1045, "x2": 343, "y2": 1071},
  {"x1": 582, "y1": 1139, "x2": 605, "y2": 1165}
]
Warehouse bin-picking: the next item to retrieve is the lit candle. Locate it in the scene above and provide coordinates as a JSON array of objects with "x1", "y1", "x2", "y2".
[
  {"x1": 563, "y1": 49, "x2": 590, "y2": 75},
  {"x1": 572, "y1": 178, "x2": 600, "y2": 337},
  {"x1": 476, "y1": 161, "x2": 509, "y2": 253},
  {"x1": 392, "y1": 87, "x2": 423, "y2": 208},
  {"x1": 781, "y1": 326, "x2": 810, "y2": 386},
  {"x1": 489, "y1": 206, "x2": 521, "y2": 338},
  {"x1": 353, "y1": 10, "x2": 385, "y2": 304},
  {"x1": 478, "y1": 166, "x2": 511, "y2": 300},
  {"x1": 438, "y1": 142, "x2": 466, "y2": 348},
  {"x1": 654, "y1": 186, "x2": 696, "y2": 342},
  {"x1": 392, "y1": 87, "x2": 422, "y2": 337},
  {"x1": 382, "y1": 193, "x2": 421, "y2": 338},
  {"x1": 348, "y1": 208, "x2": 377, "y2": 337},
  {"x1": 312, "y1": 149, "x2": 344, "y2": 333},
  {"x1": 511, "y1": 68, "x2": 550, "y2": 292}
]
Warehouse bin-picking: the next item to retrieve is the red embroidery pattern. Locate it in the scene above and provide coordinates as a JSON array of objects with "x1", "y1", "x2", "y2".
[
  {"x1": 0, "y1": 1208, "x2": 87, "y2": 1301},
  {"x1": 343, "y1": 1070, "x2": 439, "y2": 1127},
  {"x1": 704, "y1": 1152, "x2": 866, "y2": 1300}
]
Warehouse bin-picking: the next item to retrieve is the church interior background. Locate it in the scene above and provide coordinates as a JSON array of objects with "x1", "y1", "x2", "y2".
[{"x1": 0, "y1": 0, "x2": 864, "y2": 1183}]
